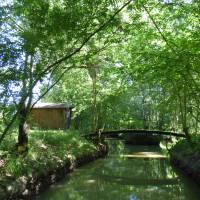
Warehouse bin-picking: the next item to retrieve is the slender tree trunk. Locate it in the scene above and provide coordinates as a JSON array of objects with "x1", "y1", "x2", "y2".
[
  {"x1": 183, "y1": 88, "x2": 191, "y2": 143},
  {"x1": 16, "y1": 54, "x2": 34, "y2": 153},
  {"x1": 18, "y1": 104, "x2": 28, "y2": 147},
  {"x1": 195, "y1": 112, "x2": 199, "y2": 134},
  {"x1": 88, "y1": 66, "x2": 98, "y2": 132},
  {"x1": 178, "y1": 87, "x2": 191, "y2": 144},
  {"x1": 93, "y1": 75, "x2": 98, "y2": 131}
]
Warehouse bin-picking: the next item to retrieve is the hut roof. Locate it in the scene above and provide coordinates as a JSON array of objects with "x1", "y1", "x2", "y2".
[{"x1": 33, "y1": 102, "x2": 73, "y2": 109}]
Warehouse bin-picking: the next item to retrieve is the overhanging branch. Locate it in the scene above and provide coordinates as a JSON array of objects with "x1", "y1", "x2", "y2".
[
  {"x1": 143, "y1": 4, "x2": 178, "y2": 54},
  {"x1": 0, "y1": 0, "x2": 134, "y2": 144},
  {"x1": 39, "y1": 0, "x2": 133, "y2": 77}
]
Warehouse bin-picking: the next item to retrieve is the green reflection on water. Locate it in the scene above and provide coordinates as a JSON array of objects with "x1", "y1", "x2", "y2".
[{"x1": 36, "y1": 140, "x2": 200, "y2": 200}]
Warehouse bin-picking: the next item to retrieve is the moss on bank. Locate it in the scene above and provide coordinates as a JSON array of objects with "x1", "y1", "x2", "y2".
[
  {"x1": 0, "y1": 130, "x2": 107, "y2": 199},
  {"x1": 170, "y1": 135, "x2": 200, "y2": 183}
]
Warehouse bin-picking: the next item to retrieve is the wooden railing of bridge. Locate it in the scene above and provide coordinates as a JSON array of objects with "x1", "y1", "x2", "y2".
[{"x1": 84, "y1": 129, "x2": 186, "y2": 139}]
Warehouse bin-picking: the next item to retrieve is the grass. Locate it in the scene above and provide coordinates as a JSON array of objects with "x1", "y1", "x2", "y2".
[{"x1": 0, "y1": 130, "x2": 97, "y2": 178}]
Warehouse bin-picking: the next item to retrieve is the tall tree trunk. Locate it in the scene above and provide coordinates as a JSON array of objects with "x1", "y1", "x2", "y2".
[
  {"x1": 195, "y1": 112, "x2": 199, "y2": 134},
  {"x1": 183, "y1": 87, "x2": 191, "y2": 143},
  {"x1": 92, "y1": 75, "x2": 98, "y2": 131},
  {"x1": 17, "y1": 104, "x2": 28, "y2": 153},
  {"x1": 179, "y1": 87, "x2": 191, "y2": 144},
  {"x1": 88, "y1": 66, "x2": 98, "y2": 133},
  {"x1": 16, "y1": 54, "x2": 34, "y2": 153},
  {"x1": 18, "y1": 105, "x2": 28, "y2": 145}
]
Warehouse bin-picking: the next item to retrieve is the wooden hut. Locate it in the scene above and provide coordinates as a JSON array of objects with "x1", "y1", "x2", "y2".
[{"x1": 30, "y1": 103, "x2": 73, "y2": 130}]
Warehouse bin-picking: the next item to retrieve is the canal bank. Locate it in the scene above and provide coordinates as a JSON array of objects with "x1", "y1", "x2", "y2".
[
  {"x1": 0, "y1": 144, "x2": 107, "y2": 200},
  {"x1": 36, "y1": 140, "x2": 200, "y2": 200},
  {"x1": 0, "y1": 131, "x2": 108, "y2": 200},
  {"x1": 170, "y1": 137, "x2": 200, "y2": 185}
]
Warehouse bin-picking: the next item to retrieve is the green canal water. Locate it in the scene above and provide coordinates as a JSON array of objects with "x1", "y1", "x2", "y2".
[{"x1": 36, "y1": 140, "x2": 200, "y2": 200}]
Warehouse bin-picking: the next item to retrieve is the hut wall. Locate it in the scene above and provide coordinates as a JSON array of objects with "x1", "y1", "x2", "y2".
[{"x1": 30, "y1": 108, "x2": 68, "y2": 130}]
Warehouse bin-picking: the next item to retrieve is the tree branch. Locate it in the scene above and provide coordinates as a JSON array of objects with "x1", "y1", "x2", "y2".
[
  {"x1": 143, "y1": 5, "x2": 178, "y2": 54},
  {"x1": 38, "y1": 0, "x2": 133, "y2": 77},
  {"x1": 0, "y1": 0, "x2": 134, "y2": 144},
  {"x1": 31, "y1": 66, "x2": 74, "y2": 110}
]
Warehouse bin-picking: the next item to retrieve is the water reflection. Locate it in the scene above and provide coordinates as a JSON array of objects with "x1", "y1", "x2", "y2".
[{"x1": 36, "y1": 140, "x2": 200, "y2": 200}]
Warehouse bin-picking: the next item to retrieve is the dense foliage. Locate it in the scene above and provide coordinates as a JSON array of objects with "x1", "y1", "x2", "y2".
[{"x1": 44, "y1": 0, "x2": 200, "y2": 137}]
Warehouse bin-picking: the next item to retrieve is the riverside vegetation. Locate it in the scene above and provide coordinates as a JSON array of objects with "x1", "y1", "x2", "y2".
[
  {"x1": 1, "y1": 0, "x2": 200, "y2": 197},
  {"x1": 0, "y1": 130, "x2": 107, "y2": 199},
  {"x1": 170, "y1": 135, "x2": 200, "y2": 184}
]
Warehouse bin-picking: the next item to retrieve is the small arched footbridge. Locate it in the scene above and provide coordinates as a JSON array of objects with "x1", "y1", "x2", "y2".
[{"x1": 84, "y1": 129, "x2": 186, "y2": 139}]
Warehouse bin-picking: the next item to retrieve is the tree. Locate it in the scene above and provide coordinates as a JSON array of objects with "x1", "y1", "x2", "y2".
[
  {"x1": 1, "y1": 0, "x2": 200, "y2": 147},
  {"x1": 0, "y1": 0, "x2": 134, "y2": 148}
]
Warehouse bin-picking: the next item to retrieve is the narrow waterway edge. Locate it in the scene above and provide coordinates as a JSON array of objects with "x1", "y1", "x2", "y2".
[
  {"x1": 170, "y1": 150, "x2": 200, "y2": 184},
  {"x1": 1, "y1": 144, "x2": 108, "y2": 200}
]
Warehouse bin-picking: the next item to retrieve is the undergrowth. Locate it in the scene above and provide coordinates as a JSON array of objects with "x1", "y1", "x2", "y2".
[{"x1": 0, "y1": 130, "x2": 96, "y2": 178}]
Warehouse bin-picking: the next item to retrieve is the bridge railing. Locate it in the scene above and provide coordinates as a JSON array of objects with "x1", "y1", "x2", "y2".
[{"x1": 84, "y1": 129, "x2": 186, "y2": 139}]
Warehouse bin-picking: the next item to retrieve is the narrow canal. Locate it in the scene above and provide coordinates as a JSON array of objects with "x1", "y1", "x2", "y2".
[{"x1": 36, "y1": 140, "x2": 200, "y2": 200}]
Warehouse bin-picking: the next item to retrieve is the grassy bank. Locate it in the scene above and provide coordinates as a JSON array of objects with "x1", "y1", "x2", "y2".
[
  {"x1": 170, "y1": 135, "x2": 200, "y2": 183},
  {"x1": 0, "y1": 130, "x2": 107, "y2": 199}
]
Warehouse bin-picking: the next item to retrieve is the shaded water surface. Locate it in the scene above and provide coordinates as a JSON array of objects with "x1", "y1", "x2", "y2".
[{"x1": 36, "y1": 140, "x2": 200, "y2": 200}]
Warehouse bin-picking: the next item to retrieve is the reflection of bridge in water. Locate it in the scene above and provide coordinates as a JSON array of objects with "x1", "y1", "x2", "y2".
[
  {"x1": 99, "y1": 175, "x2": 179, "y2": 186},
  {"x1": 110, "y1": 152, "x2": 166, "y2": 159},
  {"x1": 83, "y1": 131, "x2": 183, "y2": 188},
  {"x1": 99, "y1": 140, "x2": 180, "y2": 188},
  {"x1": 38, "y1": 140, "x2": 198, "y2": 200}
]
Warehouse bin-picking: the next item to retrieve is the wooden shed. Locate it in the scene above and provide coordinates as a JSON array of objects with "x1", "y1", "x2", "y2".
[{"x1": 30, "y1": 103, "x2": 73, "y2": 130}]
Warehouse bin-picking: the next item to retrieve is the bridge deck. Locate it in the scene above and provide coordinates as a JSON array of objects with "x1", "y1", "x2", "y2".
[{"x1": 84, "y1": 129, "x2": 186, "y2": 138}]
